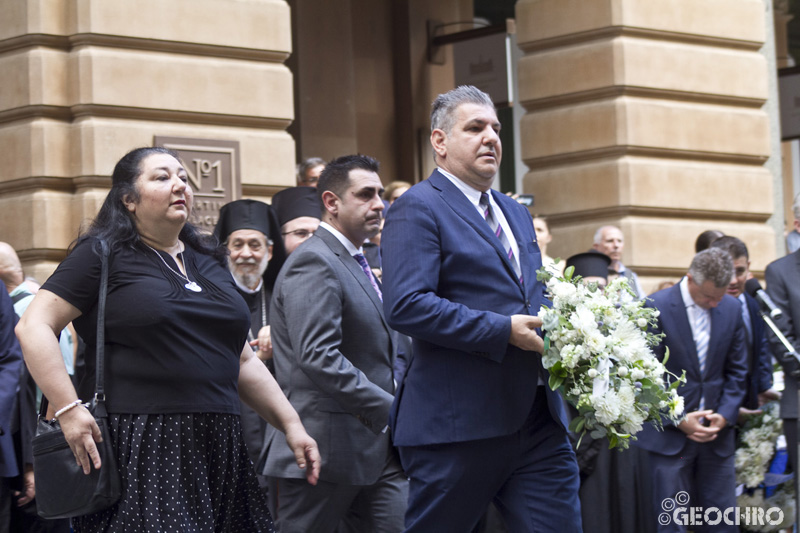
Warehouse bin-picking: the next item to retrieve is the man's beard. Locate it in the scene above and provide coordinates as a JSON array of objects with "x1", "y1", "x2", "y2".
[{"x1": 230, "y1": 254, "x2": 269, "y2": 290}]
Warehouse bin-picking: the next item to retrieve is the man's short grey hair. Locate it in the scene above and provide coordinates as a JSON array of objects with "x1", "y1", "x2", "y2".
[
  {"x1": 296, "y1": 157, "x2": 326, "y2": 184},
  {"x1": 688, "y1": 248, "x2": 734, "y2": 288},
  {"x1": 793, "y1": 192, "x2": 800, "y2": 222},
  {"x1": 593, "y1": 225, "x2": 621, "y2": 245},
  {"x1": 430, "y1": 85, "x2": 495, "y2": 135}
]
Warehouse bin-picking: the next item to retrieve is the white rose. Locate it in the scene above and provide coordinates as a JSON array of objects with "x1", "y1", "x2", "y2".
[
  {"x1": 551, "y1": 281, "x2": 577, "y2": 302},
  {"x1": 617, "y1": 366, "x2": 628, "y2": 378}
]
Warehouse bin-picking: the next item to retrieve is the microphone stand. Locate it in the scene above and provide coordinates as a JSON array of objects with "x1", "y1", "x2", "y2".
[{"x1": 755, "y1": 308, "x2": 800, "y2": 529}]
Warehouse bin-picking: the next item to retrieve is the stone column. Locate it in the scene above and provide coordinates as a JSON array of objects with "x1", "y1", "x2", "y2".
[
  {"x1": 0, "y1": 0, "x2": 294, "y2": 281},
  {"x1": 516, "y1": 0, "x2": 774, "y2": 291}
]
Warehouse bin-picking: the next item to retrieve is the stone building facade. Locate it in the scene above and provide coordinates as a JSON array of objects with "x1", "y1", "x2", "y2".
[{"x1": 0, "y1": 0, "x2": 788, "y2": 292}]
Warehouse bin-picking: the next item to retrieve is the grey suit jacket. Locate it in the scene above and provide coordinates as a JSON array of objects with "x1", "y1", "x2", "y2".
[
  {"x1": 261, "y1": 227, "x2": 396, "y2": 485},
  {"x1": 765, "y1": 250, "x2": 800, "y2": 418}
]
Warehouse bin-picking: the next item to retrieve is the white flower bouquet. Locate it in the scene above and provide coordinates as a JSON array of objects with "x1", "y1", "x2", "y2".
[
  {"x1": 736, "y1": 402, "x2": 784, "y2": 489},
  {"x1": 537, "y1": 266, "x2": 685, "y2": 450},
  {"x1": 735, "y1": 401, "x2": 795, "y2": 533}
]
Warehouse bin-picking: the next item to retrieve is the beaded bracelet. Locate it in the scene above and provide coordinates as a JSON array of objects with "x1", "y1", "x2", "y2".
[{"x1": 54, "y1": 400, "x2": 85, "y2": 419}]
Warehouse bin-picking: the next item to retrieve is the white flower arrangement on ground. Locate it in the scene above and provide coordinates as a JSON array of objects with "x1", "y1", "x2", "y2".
[
  {"x1": 736, "y1": 402, "x2": 784, "y2": 489},
  {"x1": 537, "y1": 266, "x2": 685, "y2": 450},
  {"x1": 735, "y1": 401, "x2": 795, "y2": 532}
]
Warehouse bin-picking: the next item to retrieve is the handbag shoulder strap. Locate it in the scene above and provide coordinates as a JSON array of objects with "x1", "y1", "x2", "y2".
[
  {"x1": 38, "y1": 238, "x2": 111, "y2": 419},
  {"x1": 10, "y1": 290, "x2": 34, "y2": 305},
  {"x1": 93, "y1": 239, "x2": 110, "y2": 416}
]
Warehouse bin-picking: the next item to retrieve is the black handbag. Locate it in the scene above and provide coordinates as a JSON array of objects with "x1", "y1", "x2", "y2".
[{"x1": 32, "y1": 239, "x2": 122, "y2": 519}]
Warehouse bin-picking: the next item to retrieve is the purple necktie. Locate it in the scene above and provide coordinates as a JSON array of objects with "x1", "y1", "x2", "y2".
[
  {"x1": 479, "y1": 192, "x2": 522, "y2": 283},
  {"x1": 353, "y1": 253, "x2": 382, "y2": 301}
]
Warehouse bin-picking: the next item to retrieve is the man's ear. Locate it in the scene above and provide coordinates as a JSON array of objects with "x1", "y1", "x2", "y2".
[
  {"x1": 431, "y1": 129, "x2": 447, "y2": 159},
  {"x1": 267, "y1": 244, "x2": 274, "y2": 262},
  {"x1": 321, "y1": 190, "x2": 339, "y2": 217}
]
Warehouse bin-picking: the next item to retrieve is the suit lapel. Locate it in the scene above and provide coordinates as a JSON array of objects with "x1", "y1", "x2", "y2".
[
  {"x1": 316, "y1": 227, "x2": 392, "y2": 334},
  {"x1": 667, "y1": 285, "x2": 702, "y2": 377},
  {"x1": 429, "y1": 171, "x2": 522, "y2": 287},
  {"x1": 494, "y1": 193, "x2": 533, "y2": 286}
]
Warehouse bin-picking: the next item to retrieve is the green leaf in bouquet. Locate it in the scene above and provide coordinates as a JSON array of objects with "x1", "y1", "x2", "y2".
[
  {"x1": 543, "y1": 335, "x2": 550, "y2": 353},
  {"x1": 564, "y1": 265, "x2": 575, "y2": 280},
  {"x1": 550, "y1": 360, "x2": 567, "y2": 378},
  {"x1": 568, "y1": 416, "x2": 586, "y2": 434},
  {"x1": 590, "y1": 428, "x2": 606, "y2": 439},
  {"x1": 662, "y1": 347, "x2": 670, "y2": 365},
  {"x1": 548, "y1": 374, "x2": 565, "y2": 391}
]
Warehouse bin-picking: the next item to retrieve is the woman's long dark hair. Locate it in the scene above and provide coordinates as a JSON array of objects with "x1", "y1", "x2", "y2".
[{"x1": 76, "y1": 146, "x2": 227, "y2": 263}]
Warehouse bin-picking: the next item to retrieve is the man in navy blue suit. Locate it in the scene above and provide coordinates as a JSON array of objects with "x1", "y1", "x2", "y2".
[
  {"x1": 709, "y1": 236, "x2": 774, "y2": 414},
  {"x1": 636, "y1": 248, "x2": 747, "y2": 532},
  {"x1": 0, "y1": 281, "x2": 23, "y2": 529},
  {"x1": 381, "y1": 85, "x2": 580, "y2": 532}
]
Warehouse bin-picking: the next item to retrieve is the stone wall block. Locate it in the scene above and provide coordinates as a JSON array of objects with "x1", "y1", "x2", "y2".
[
  {"x1": 516, "y1": 0, "x2": 764, "y2": 48},
  {"x1": 518, "y1": 37, "x2": 768, "y2": 104},
  {"x1": 71, "y1": 48, "x2": 293, "y2": 120},
  {"x1": 68, "y1": 0, "x2": 291, "y2": 54},
  {"x1": 526, "y1": 157, "x2": 773, "y2": 218}
]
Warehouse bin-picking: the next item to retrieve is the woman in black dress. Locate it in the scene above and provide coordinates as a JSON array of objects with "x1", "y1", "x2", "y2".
[{"x1": 16, "y1": 147, "x2": 320, "y2": 532}]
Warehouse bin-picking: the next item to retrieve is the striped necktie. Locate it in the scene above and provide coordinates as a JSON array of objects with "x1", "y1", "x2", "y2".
[
  {"x1": 694, "y1": 305, "x2": 710, "y2": 375},
  {"x1": 353, "y1": 253, "x2": 382, "y2": 301},
  {"x1": 479, "y1": 192, "x2": 522, "y2": 283}
]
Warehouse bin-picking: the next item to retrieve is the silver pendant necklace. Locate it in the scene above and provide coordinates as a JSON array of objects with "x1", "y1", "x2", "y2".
[{"x1": 144, "y1": 243, "x2": 203, "y2": 292}]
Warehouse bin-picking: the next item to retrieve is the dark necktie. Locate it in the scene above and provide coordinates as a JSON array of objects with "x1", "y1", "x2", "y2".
[
  {"x1": 479, "y1": 192, "x2": 522, "y2": 283},
  {"x1": 353, "y1": 253, "x2": 382, "y2": 301}
]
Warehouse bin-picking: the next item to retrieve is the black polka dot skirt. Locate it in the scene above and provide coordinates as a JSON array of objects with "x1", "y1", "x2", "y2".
[{"x1": 72, "y1": 413, "x2": 275, "y2": 532}]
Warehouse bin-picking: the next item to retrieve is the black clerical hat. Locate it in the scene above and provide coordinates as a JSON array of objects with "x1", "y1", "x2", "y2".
[
  {"x1": 566, "y1": 252, "x2": 612, "y2": 280},
  {"x1": 271, "y1": 187, "x2": 322, "y2": 226},
  {"x1": 214, "y1": 199, "x2": 276, "y2": 244}
]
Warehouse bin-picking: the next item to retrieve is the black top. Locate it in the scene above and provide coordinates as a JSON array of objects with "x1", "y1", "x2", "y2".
[{"x1": 42, "y1": 238, "x2": 250, "y2": 415}]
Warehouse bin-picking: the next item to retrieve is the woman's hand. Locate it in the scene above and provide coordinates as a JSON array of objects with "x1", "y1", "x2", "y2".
[
  {"x1": 284, "y1": 422, "x2": 320, "y2": 486},
  {"x1": 59, "y1": 404, "x2": 103, "y2": 474}
]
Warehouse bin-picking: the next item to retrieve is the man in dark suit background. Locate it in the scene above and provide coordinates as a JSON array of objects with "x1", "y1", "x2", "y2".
[
  {"x1": 263, "y1": 155, "x2": 407, "y2": 532},
  {"x1": 381, "y1": 85, "x2": 580, "y2": 532},
  {"x1": 709, "y1": 236, "x2": 774, "y2": 414},
  {"x1": 636, "y1": 248, "x2": 747, "y2": 532},
  {"x1": 0, "y1": 281, "x2": 23, "y2": 531},
  {"x1": 765, "y1": 244, "x2": 800, "y2": 477}
]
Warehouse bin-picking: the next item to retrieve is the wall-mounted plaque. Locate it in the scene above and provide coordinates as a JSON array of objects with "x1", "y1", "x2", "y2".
[{"x1": 154, "y1": 137, "x2": 241, "y2": 231}]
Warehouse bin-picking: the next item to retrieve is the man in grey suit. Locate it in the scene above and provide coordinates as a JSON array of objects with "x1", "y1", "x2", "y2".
[{"x1": 263, "y1": 154, "x2": 407, "y2": 532}]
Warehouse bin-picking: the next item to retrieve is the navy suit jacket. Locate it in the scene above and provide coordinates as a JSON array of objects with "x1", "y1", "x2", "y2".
[
  {"x1": 636, "y1": 283, "x2": 748, "y2": 457},
  {"x1": 381, "y1": 170, "x2": 567, "y2": 447},
  {"x1": 0, "y1": 282, "x2": 22, "y2": 478}
]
